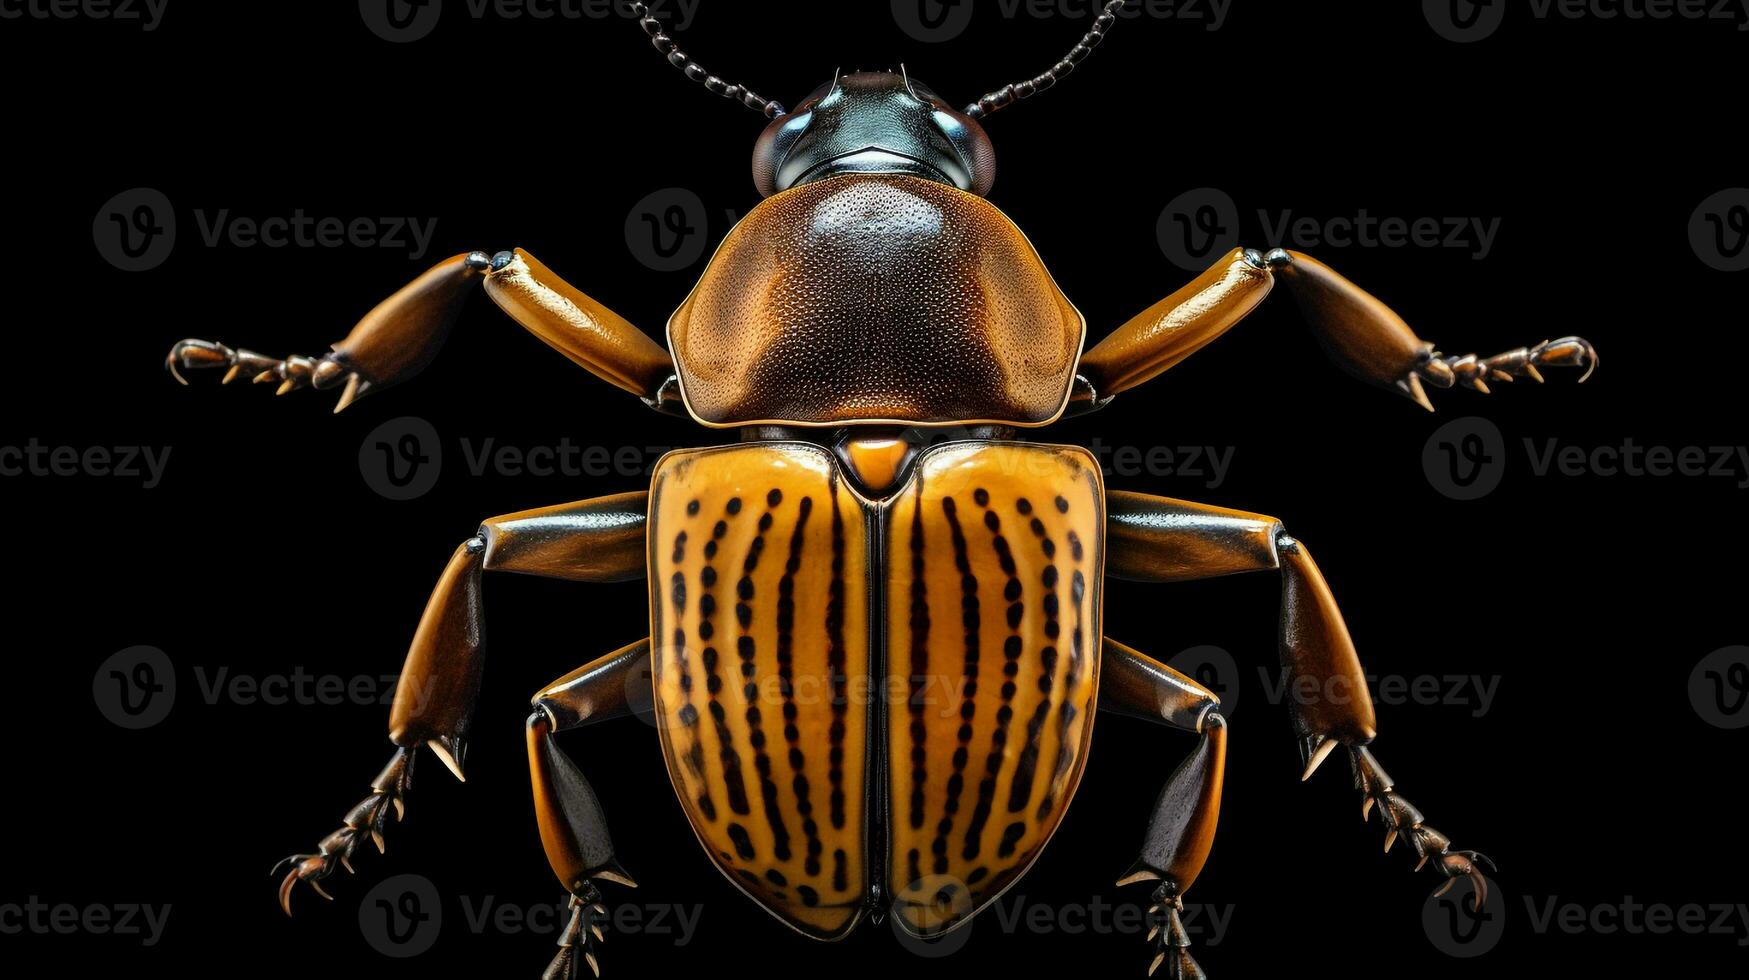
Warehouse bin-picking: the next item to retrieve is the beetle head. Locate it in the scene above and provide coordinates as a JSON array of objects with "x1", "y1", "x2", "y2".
[{"x1": 752, "y1": 70, "x2": 996, "y2": 199}]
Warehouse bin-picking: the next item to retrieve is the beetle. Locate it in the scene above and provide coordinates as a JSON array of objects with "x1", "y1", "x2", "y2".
[{"x1": 166, "y1": 4, "x2": 1596, "y2": 977}]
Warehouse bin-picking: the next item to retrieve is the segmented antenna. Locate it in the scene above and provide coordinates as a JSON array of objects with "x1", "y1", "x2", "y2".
[
  {"x1": 628, "y1": 2, "x2": 786, "y2": 119},
  {"x1": 964, "y1": 0, "x2": 1127, "y2": 119}
]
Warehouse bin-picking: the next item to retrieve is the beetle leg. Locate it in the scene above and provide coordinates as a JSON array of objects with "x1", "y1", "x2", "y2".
[
  {"x1": 529, "y1": 641, "x2": 648, "y2": 979},
  {"x1": 1074, "y1": 246, "x2": 1596, "y2": 413},
  {"x1": 273, "y1": 745, "x2": 414, "y2": 914},
  {"x1": 167, "y1": 252, "x2": 490, "y2": 411},
  {"x1": 1105, "y1": 492, "x2": 1490, "y2": 908},
  {"x1": 1350, "y1": 745, "x2": 1496, "y2": 909},
  {"x1": 273, "y1": 494, "x2": 647, "y2": 916},
  {"x1": 1415, "y1": 335, "x2": 1599, "y2": 395},
  {"x1": 166, "y1": 248, "x2": 679, "y2": 413},
  {"x1": 1101, "y1": 638, "x2": 1223, "y2": 980}
]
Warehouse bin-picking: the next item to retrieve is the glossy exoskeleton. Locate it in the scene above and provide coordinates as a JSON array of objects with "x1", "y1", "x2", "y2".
[{"x1": 166, "y1": 4, "x2": 1594, "y2": 977}]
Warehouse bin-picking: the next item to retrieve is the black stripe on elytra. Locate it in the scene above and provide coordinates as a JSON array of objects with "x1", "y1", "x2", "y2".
[
  {"x1": 930, "y1": 495, "x2": 979, "y2": 876},
  {"x1": 666, "y1": 529, "x2": 717, "y2": 821},
  {"x1": 964, "y1": 492, "x2": 1019, "y2": 860},
  {"x1": 701, "y1": 510, "x2": 747, "y2": 818},
  {"x1": 906, "y1": 479, "x2": 931, "y2": 832},
  {"x1": 738, "y1": 497, "x2": 792, "y2": 862},
  {"x1": 826, "y1": 472, "x2": 850, "y2": 833},
  {"x1": 727, "y1": 822, "x2": 756, "y2": 860},
  {"x1": 1008, "y1": 502, "x2": 1059, "y2": 815},
  {"x1": 835, "y1": 848, "x2": 850, "y2": 893},
  {"x1": 1037, "y1": 567, "x2": 1087, "y2": 822},
  {"x1": 777, "y1": 495, "x2": 824, "y2": 876}
]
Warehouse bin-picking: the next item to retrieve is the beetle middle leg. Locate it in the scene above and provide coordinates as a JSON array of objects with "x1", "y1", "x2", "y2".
[
  {"x1": 1105, "y1": 491, "x2": 1492, "y2": 906},
  {"x1": 274, "y1": 492, "x2": 648, "y2": 913},
  {"x1": 527, "y1": 640, "x2": 649, "y2": 980},
  {"x1": 1101, "y1": 637, "x2": 1225, "y2": 979}
]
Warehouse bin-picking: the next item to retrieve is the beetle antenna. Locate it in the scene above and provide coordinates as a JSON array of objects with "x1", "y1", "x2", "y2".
[
  {"x1": 627, "y1": 2, "x2": 786, "y2": 119},
  {"x1": 964, "y1": 0, "x2": 1127, "y2": 120}
]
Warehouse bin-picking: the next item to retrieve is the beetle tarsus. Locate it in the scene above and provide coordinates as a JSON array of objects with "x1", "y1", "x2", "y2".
[
  {"x1": 1410, "y1": 335, "x2": 1597, "y2": 404},
  {"x1": 543, "y1": 883, "x2": 608, "y2": 979},
  {"x1": 1349, "y1": 745, "x2": 1494, "y2": 909},
  {"x1": 1142, "y1": 884, "x2": 1207, "y2": 979},
  {"x1": 273, "y1": 746, "x2": 415, "y2": 914},
  {"x1": 166, "y1": 337, "x2": 373, "y2": 413}
]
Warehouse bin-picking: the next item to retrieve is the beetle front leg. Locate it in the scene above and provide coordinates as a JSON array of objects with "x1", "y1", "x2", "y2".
[
  {"x1": 1075, "y1": 246, "x2": 1595, "y2": 412},
  {"x1": 167, "y1": 248, "x2": 679, "y2": 412},
  {"x1": 1102, "y1": 637, "x2": 1225, "y2": 980},
  {"x1": 273, "y1": 493, "x2": 648, "y2": 914},
  {"x1": 1105, "y1": 491, "x2": 1490, "y2": 908},
  {"x1": 527, "y1": 640, "x2": 647, "y2": 980}
]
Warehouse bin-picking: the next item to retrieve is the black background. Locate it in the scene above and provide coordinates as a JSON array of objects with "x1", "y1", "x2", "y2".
[{"x1": 4, "y1": 1, "x2": 1746, "y2": 976}]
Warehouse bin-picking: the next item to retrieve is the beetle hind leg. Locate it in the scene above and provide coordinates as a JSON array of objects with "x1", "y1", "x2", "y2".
[
  {"x1": 273, "y1": 746, "x2": 415, "y2": 914},
  {"x1": 528, "y1": 641, "x2": 648, "y2": 978},
  {"x1": 1349, "y1": 745, "x2": 1495, "y2": 908},
  {"x1": 1142, "y1": 885, "x2": 1207, "y2": 980},
  {"x1": 543, "y1": 884, "x2": 610, "y2": 980},
  {"x1": 1101, "y1": 638, "x2": 1225, "y2": 978}
]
